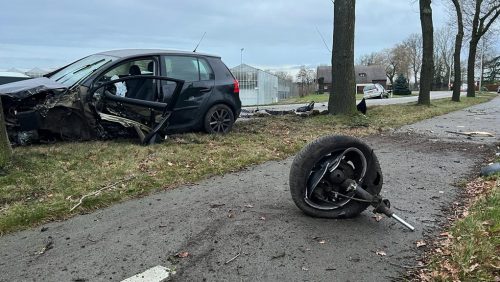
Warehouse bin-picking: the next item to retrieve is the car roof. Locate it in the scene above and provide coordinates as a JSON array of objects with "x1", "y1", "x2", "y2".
[{"x1": 95, "y1": 49, "x2": 220, "y2": 59}]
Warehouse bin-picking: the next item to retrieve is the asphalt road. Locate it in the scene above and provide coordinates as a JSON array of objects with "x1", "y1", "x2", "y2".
[
  {"x1": 242, "y1": 91, "x2": 457, "y2": 114},
  {"x1": 0, "y1": 96, "x2": 498, "y2": 282}
]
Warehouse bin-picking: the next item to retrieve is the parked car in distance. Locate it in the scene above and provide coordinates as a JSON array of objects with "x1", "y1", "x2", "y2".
[
  {"x1": 0, "y1": 49, "x2": 242, "y2": 145},
  {"x1": 363, "y1": 83, "x2": 390, "y2": 99}
]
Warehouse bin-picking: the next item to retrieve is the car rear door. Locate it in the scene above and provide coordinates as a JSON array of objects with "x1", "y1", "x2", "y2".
[{"x1": 160, "y1": 55, "x2": 215, "y2": 126}]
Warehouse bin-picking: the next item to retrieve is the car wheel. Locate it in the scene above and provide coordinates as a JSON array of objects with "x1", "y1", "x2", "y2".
[{"x1": 204, "y1": 104, "x2": 234, "y2": 134}]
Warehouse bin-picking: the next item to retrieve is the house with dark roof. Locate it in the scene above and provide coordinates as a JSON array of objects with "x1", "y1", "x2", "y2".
[{"x1": 316, "y1": 65, "x2": 387, "y2": 94}]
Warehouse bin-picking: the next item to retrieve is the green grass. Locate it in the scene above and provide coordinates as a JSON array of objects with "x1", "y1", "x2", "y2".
[{"x1": 0, "y1": 94, "x2": 495, "y2": 234}]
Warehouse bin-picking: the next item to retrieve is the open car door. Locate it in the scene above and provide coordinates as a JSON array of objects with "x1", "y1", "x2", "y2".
[{"x1": 90, "y1": 75, "x2": 184, "y2": 144}]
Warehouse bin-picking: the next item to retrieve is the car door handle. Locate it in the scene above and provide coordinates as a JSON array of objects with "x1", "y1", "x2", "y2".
[{"x1": 199, "y1": 87, "x2": 212, "y2": 93}]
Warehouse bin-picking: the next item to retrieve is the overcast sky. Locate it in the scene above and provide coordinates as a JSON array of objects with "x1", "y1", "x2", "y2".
[{"x1": 0, "y1": 0, "x2": 458, "y2": 71}]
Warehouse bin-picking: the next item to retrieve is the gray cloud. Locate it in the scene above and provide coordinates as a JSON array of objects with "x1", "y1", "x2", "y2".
[{"x1": 0, "y1": 0, "x2": 458, "y2": 70}]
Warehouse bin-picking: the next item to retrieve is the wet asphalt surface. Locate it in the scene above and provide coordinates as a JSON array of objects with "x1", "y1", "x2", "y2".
[{"x1": 0, "y1": 96, "x2": 499, "y2": 282}]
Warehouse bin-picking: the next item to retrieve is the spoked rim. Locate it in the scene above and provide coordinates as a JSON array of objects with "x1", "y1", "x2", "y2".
[
  {"x1": 209, "y1": 108, "x2": 232, "y2": 133},
  {"x1": 304, "y1": 147, "x2": 368, "y2": 210}
]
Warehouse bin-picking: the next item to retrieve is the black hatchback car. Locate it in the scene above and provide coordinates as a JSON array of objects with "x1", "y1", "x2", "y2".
[{"x1": 0, "y1": 49, "x2": 241, "y2": 144}]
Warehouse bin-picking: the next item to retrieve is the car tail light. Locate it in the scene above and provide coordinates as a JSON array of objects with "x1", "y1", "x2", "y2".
[{"x1": 233, "y1": 79, "x2": 240, "y2": 94}]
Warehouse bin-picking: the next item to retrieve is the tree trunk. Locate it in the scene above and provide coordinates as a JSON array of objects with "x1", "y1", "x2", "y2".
[
  {"x1": 0, "y1": 98, "x2": 12, "y2": 169},
  {"x1": 328, "y1": 0, "x2": 356, "y2": 115},
  {"x1": 451, "y1": 0, "x2": 463, "y2": 102},
  {"x1": 418, "y1": 0, "x2": 433, "y2": 106},
  {"x1": 467, "y1": 38, "x2": 478, "y2": 97}
]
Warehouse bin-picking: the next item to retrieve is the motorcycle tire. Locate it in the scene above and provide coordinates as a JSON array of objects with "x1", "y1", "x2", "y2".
[{"x1": 289, "y1": 135, "x2": 383, "y2": 218}]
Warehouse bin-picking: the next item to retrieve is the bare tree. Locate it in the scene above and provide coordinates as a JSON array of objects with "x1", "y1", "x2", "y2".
[
  {"x1": 403, "y1": 33, "x2": 423, "y2": 90},
  {"x1": 357, "y1": 52, "x2": 381, "y2": 66},
  {"x1": 435, "y1": 26, "x2": 455, "y2": 89},
  {"x1": 0, "y1": 99, "x2": 12, "y2": 170},
  {"x1": 329, "y1": 0, "x2": 357, "y2": 115},
  {"x1": 463, "y1": 0, "x2": 500, "y2": 97},
  {"x1": 381, "y1": 48, "x2": 399, "y2": 86},
  {"x1": 393, "y1": 44, "x2": 412, "y2": 83},
  {"x1": 451, "y1": 0, "x2": 465, "y2": 102},
  {"x1": 419, "y1": 0, "x2": 434, "y2": 105},
  {"x1": 296, "y1": 66, "x2": 316, "y2": 97},
  {"x1": 273, "y1": 71, "x2": 293, "y2": 81}
]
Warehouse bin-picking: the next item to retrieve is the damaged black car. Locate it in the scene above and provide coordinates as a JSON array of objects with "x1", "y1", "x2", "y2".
[{"x1": 0, "y1": 49, "x2": 242, "y2": 145}]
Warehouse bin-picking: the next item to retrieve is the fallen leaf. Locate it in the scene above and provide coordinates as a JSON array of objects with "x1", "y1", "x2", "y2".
[
  {"x1": 468, "y1": 263, "x2": 480, "y2": 272},
  {"x1": 176, "y1": 251, "x2": 190, "y2": 258},
  {"x1": 375, "y1": 250, "x2": 386, "y2": 256},
  {"x1": 416, "y1": 240, "x2": 427, "y2": 248}
]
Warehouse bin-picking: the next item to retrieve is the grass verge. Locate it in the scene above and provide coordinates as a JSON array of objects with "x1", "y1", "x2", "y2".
[
  {"x1": 0, "y1": 94, "x2": 495, "y2": 234},
  {"x1": 416, "y1": 169, "x2": 499, "y2": 281}
]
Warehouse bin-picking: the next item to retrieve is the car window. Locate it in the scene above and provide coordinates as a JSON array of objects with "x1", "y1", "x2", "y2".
[
  {"x1": 49, "y1": 54, "x2": 116, "y2": 87},
  {"x1": 97, "y1": 58, "x2": 157, "y2": 100},
  {"x1": 198, "y1": 59, "x2": 213, "y2": 81},
  {"x1": 100, "y1": 59, "x2": 156, "y2": 81},
  {"x1": 163, "y1": 56, "x2": 213, "y2": 82},
  {"x1": 363, "y1": 85, "x2": 374, "y2": 91}
]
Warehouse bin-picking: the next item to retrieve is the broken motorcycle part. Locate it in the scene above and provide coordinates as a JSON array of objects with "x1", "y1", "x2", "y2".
[{"x1": 289, "y1": 135, "x2": 415, "y2": 231}]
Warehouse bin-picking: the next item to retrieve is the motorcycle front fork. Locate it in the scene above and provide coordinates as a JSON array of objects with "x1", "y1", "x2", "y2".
[{"x1": 343, "y1": 179, "x2": 415, "y2": 231}]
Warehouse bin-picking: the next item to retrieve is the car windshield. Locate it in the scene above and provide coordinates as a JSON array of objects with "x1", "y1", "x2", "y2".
[{"x1": 49, "y1": 54, "x2": 116, "y2": 87}]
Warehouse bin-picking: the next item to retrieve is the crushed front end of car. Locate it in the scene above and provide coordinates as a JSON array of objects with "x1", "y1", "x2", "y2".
[{"x1": 0, "y1": 77, "x2": 100, "y2": 145}]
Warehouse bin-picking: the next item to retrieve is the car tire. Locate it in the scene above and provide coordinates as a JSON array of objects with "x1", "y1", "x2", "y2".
[{"x1": 204, "y1": 104, "x2": 235, "y2": 134}]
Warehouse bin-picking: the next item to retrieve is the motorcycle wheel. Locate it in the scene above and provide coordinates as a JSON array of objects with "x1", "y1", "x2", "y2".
[{"x1": 289, "y1": 135, "x2": 383, "y2": 218}]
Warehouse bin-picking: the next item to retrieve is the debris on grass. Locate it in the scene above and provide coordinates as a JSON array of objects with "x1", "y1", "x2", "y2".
[{"x1": 69, "y1": 174, "x2": 137, "y2": 212}]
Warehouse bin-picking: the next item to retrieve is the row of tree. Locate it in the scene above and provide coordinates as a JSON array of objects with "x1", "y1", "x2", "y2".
[{"x1": 329, "y1": 0, "x2": 499, "y2": 114}]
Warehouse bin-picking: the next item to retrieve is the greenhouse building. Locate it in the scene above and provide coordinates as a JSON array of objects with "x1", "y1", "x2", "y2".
[{"x1": 230, "y1": 64, "x2": 296, "y2": 106}]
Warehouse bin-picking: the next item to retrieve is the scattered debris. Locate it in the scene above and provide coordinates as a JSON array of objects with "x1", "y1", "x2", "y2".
[
  {"x1": 259, "y1": 216, "x2": 266, "y2": 221},
  {"x1": 416, "y1": 240, "x2": 427, "y2": 248},
  {"x1": 375, "y1": 250, "x2": 387, "y2": 256},
  {"x1": 480, "y1": 163, "x2": 500, "y2": 176},
  {"x1": 301, "y1": 266, "x2": 309, "y2": 271},
  {"x1": 296, "y1": 101, "x2": 315, "y2": 112},
  {"x1": 37, "y1": 236, "x2": 54, "y2": 255},
  {"x1": 69, "y1": 175, "x2": 136, "y2": 212},
  {"x1": 372, "y1": 214, "x2": 383, "y2": 222},
  {"x1": 209, "y1": 203, "x2": 225, "y2": 208},
  {"x1": 244, "y1": 204, "x2": 254, "y2": 208},
  {"x1": 357, "y1": 98, "x2": 367, "y2": 115},
  {"x1": 445, "y1": 131, "x2": 495, "y2": 137},
  {"x1": 264, "y1": 109, "x2": 295, "y2": 115},
  {"x1": 224, "y1": 248, "x2": 242, "y2": 265},
  {"x1": 271, "y1": 252, "x2": 286, "y2": 260},
  {"x1": 175, "y1": 251, "x2": 190, "y2": 258},
  {"x1": 318, "y1": 240, "x2": 326, "y2": 244},
  {"x1": 40, "y1": 226, "x2": 49, "y2": 232}
]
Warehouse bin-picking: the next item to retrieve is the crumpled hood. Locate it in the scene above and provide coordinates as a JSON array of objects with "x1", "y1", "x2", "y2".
[{"x1": 0, "y1": 77, "x2": 67, "y2": 99}]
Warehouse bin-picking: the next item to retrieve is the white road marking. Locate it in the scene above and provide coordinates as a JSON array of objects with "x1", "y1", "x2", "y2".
[{"x1": 121, "y1": 265, "x2": 174, "y2": 282}]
